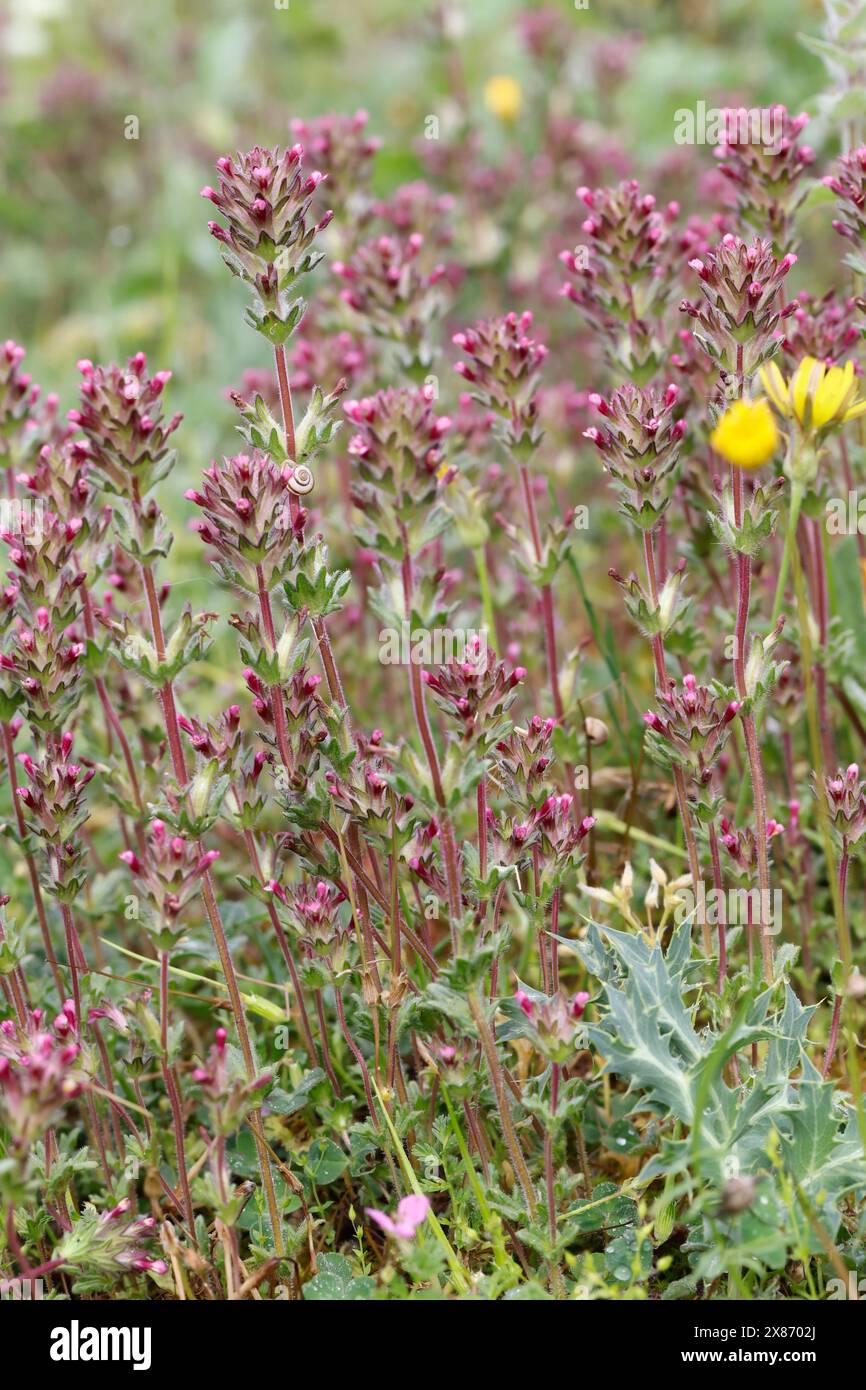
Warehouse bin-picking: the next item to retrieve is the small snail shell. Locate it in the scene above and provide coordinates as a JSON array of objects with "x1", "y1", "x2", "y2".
[{"x1": 288, "y1": 463, "x2": 314, "y2": 496}]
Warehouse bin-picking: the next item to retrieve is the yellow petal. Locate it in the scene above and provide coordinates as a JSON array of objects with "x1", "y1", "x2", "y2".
[
  {"x1": 792, "y1": 357, "x2": 824, "y2": 426},
  {"x1": 843, "y1": 397, "x2": 866, "y2": 422},
  {"x1": 813, "y1": 360, "x2": 854, "y2": 427},
  {"x1": 759, "y1": 361, "x2": 789, "y2": 414},
  {"x1": 709, "y1": 399, "x2": 779, "y2": 469},
  {"x1": 483, "y1": 75, "x2": 522, "y2": 122}
]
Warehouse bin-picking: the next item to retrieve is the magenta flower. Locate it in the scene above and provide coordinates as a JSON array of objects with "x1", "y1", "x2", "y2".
[
  {"x1": 572, "y1": 990, "x2": 590, "y2": 1020},
  {"x1": 366, "y1": 1193, "x2": 431, "y2": 1240},
  {"x1": 515, "y1": 988, "x2": 534, "y2": 1019}
]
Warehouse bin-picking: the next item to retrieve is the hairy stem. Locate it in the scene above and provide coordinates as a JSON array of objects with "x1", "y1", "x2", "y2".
[{"x1": 469, "y1": 990, "x2": 537, "y2": 1218}]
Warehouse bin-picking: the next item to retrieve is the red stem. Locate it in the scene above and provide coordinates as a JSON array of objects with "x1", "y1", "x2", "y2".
[
  {"x1": 335, "y1": 986, "x2": 376, "y2": 1121},
  {"x1": 3, "y1": 722, "x2": 64, "y2": 1001},
  {"x1": 823, "y1": 848, "x2": 848, "y2": 1079},
  {"x1": 731, "y1": 467, "x2": 773, "y2": 983}
]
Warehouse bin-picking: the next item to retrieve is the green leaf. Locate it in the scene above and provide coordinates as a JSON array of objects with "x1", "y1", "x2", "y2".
[
  {"x1": 302, "y1": 1253, "x2": 375, "y2": 1301},
  {"x1": 267, "y1": 1069, "x2": 325, "y2": 1117},
  {"x1": 304, "y1": 1138, "x2": 349, "y2": 1186}
]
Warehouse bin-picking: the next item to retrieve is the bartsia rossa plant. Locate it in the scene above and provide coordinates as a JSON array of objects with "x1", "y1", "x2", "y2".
[{"x1": 4, "y1": 8, "x2": 866, "y2": 1309}]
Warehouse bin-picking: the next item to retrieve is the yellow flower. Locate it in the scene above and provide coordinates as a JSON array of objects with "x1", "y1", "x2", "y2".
[
  {"x1": 483, "y1": 75, "x2": 522, "y2": 123},
  {"x1": 709, "y1": 399, "x2": 779, "y2": 469},
  {"x1": 759, "y1": 356, "x2": 866, "y2": 433}
]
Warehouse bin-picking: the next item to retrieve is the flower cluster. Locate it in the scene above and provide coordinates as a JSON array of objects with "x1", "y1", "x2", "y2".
[
  {"x1": 681, "y1": 234, "x2": 796, "y2": 378},
  {"x1": 453, "y1": 311, "x2": 548, "y2": 453},
  {"x1": 779, "y1": 291, "x2": 862, "y2": 367},
  {"x1": 494, "y1": 715, "x2": 558, "y2": 803},
  {"x1": 0, "y1": 341, "x2": 59, "y2": 475},
  {"x1": 54, "y1": 1198, "x2": 167, "y2": 1278},
  {"x1": 192, "y1": 1026, "x2": 272, "y2": 1136},
  {"x1": 644, "y1": 675, "x2": 740, "y2": 784},
  {"x1": 288, "y1": 317, "x2": 369, "y2": 394},
  {"x1": 823, "y1": 764, "x2": 866, "y2": 847},
  {"x1": 185, "y1": 451, "x2": 303, "y2": 594},
  {"x1": 119, "y1": 821, "x2": 219, "y2": 946},
  {"x1": 347, "y1": 384, "x2": 452, "y2": 533},
  {"x1": 422, "y1": 638, "x2": 525, "y2": 748},
  {"x1": 333, "y1": 233, "x2": 447, "y2": 366},
  {"x1": 269, "y1": 877, "x2": 352, "y2": 975},
  {"x1": 714, "y1": 105, "x2": 814, "y2": 251},
  {"x1": 2, "y1": 501, "x2": 92, "y2": 628},
  {"x1": 16, "y1": 738, "x2": 94, "y2": 900},
  {"x1": 514, "y1": 987, "x2": 590, "y2": 1063},
  {"x1": 203, "y1": 144, "x2": 333, "y2": 343},
  {"x1": 7, "y1": 9, "x2": 866, "y2": 1303},
  {"x1": 825, "y1": 146, "x2": 866, "y2": 247},
  {"x1": 69, "y1": 355, "x2": 181, "y2": 496},
  {"x1": 583, "y1": 383, "x2": 685, "y2": 530},
  {"x1": 719, "y1": 816, "x2": 785, "y2": 878},
  {"x1": 529, "y1": 795, "x2": 595, "y2": 866},
  {"x1": 288, "y1": 109, "x2": 380, "y2": 217},
  {"x1": 561, "y1": 180, "x2": 674, "y2": 378},
  {"x1": 0, "y1": 1011, "x2": 85, "y2": 1146}
]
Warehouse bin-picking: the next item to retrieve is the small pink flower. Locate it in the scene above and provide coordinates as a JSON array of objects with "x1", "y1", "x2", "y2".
[
  {"x1": 571, "y1": 991, "x2": 590, "y2": 1020},
  {"x1": 515, "y1": 988, "x2": 535, "y2": 1019},
  {"x1": 366, "y1": 1193, "x2": 430, "y2": 1240}
]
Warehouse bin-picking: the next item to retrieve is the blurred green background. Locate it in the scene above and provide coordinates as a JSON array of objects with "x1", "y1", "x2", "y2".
[{"x1": 0, "y1": 0, "x2": 830, "y2": 493}]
